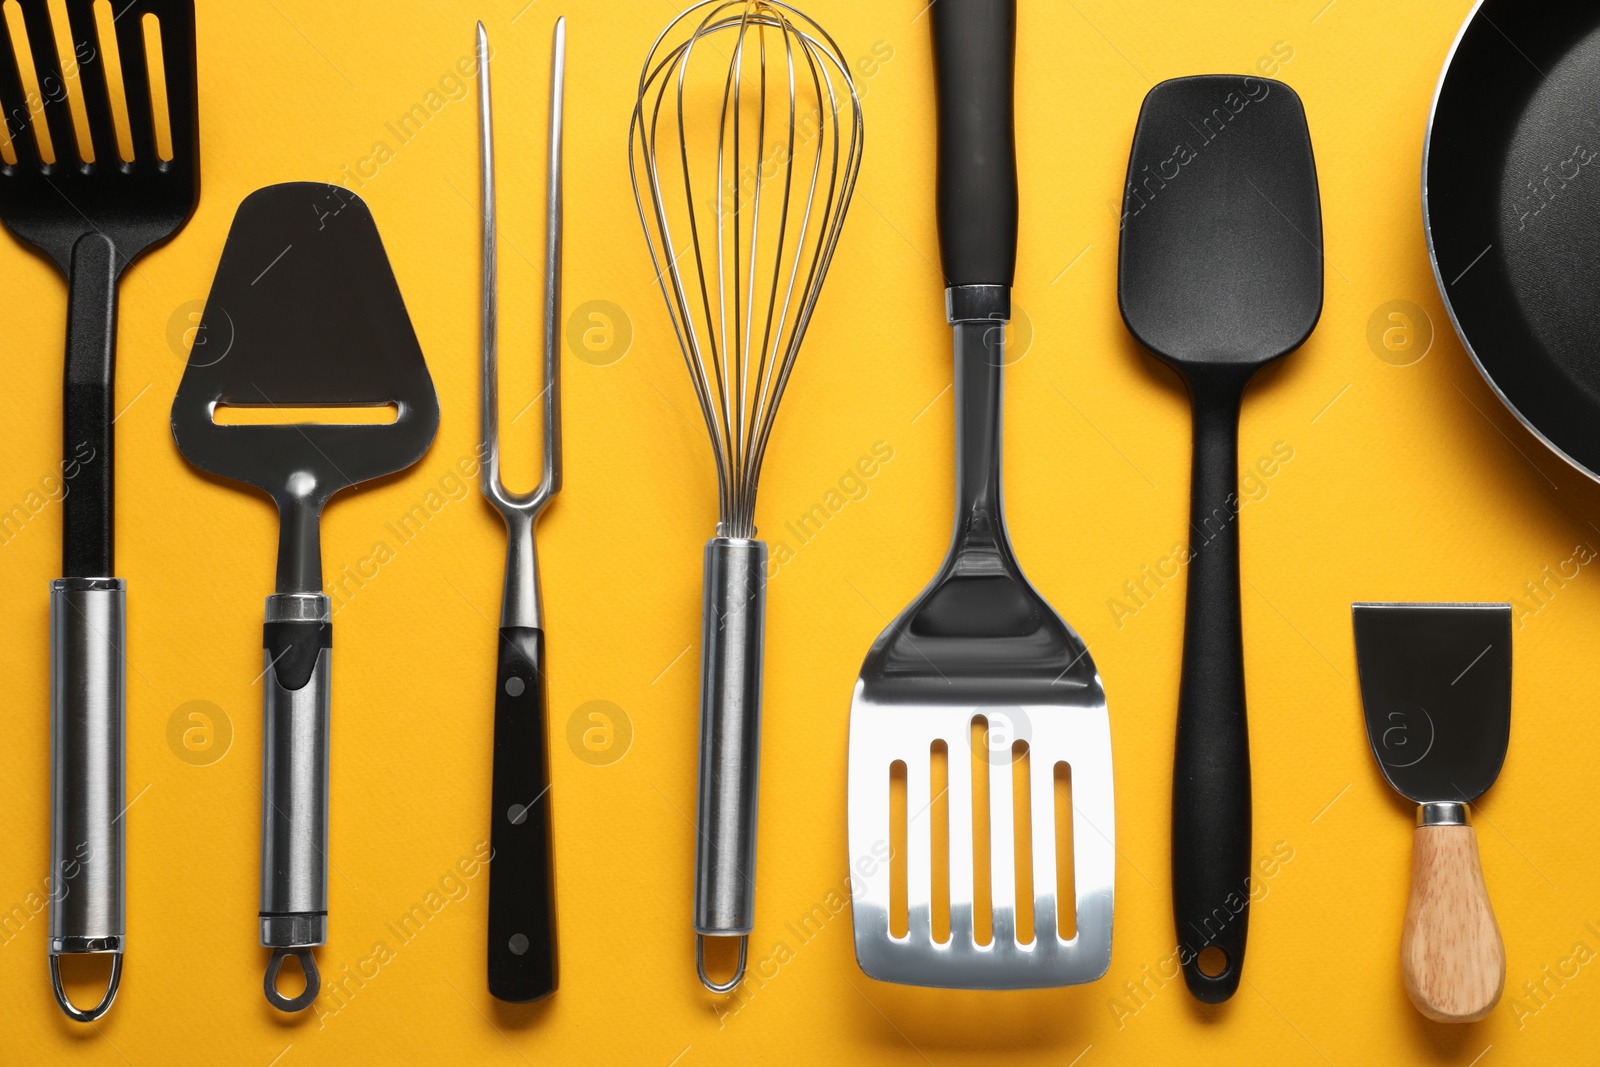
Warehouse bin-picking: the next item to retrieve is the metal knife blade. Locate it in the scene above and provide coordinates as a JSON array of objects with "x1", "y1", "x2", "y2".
[{"x1": 1352, "y1": 602, "x2": 1512, "y2": 805}]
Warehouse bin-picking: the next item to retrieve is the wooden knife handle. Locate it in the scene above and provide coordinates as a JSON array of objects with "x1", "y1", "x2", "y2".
[{"x1": 1401, "y1": 823, "x2": 1505, "y2": 1022}]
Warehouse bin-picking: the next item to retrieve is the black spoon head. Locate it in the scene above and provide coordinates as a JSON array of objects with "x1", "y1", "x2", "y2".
[
  {"x1": 1118, "y1": 75, "x2": 1323, "y2": 371},
  {"x1": 170, "y1": 182, "x2": 440, "y2": 510}
]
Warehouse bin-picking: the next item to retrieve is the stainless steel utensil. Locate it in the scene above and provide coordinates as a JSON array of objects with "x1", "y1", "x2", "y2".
[
  {"x1": 171, "y1": 183, "x2": 440, "y2": 1012},
  {"x1": 0, "y1": 0, "x2": 200, "y2": 1023},
  {"x1": 629, "y1": 0, "x2": 863, "y2": 993},
  {"x1": 847, "y1": 0, "x2": 1115, "y2": 990},
  {"x1": 477, "y1": 17, "x2": 565, "y2": 1004},
  {"x1": 1353, "y1": 602, "x2": 1512, "y2": 1023}
]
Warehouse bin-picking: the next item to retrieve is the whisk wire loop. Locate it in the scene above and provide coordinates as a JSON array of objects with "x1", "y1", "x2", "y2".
[{"x1": 630, "y1": 0, "x2": 864, "y2": 540}]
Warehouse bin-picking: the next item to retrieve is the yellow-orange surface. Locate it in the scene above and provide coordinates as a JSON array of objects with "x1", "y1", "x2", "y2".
[{"x1": 3, "y1": 0, "x2": 1595, "y2": 1064}]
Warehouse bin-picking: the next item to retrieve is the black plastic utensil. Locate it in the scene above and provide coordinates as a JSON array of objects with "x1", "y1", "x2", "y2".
[
  {"x1": 1, "y1": 0, "x2": 199, "y2": 571},
  {"x1": 1118, "y1": 75, "x2": 1322, "y2": 1003},
  {"x1": 0, "y1": 0, "x2": 199, "y2": 1024},
  {"x1": 172, "y1": 182, "x2": 439, "y2": 1012}
]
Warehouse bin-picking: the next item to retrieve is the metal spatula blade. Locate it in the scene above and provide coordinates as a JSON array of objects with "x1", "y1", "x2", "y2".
[
  {"x1": 847, "y1": 0, "x2": 1114, "y2": 990},
  {"x1": 848, "y1": 662, "x2": 1115, "y2": 988}
]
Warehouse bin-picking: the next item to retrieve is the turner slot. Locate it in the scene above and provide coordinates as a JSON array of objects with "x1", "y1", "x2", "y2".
[
  {"x1": 905, "y1": 744, "x2": 933, "y2": 941},
  {"x1": 137, "y1": 11, "x2": 166, "y2": 160},
  {"x1": 89, "y1": 0, "x2": 131, "y2": 160},
  {"x1": 945, "y1": 717, "x2": 975, "y2": 946},
  {"x1": 41, "y1": 0, "x2": 90, "y2": 162},
  {"x1": 888, "y1": 759, "x2": 906, "y2": 939},
  {"x1": 107, "y1": 0, "x2": 150, "y2": 160},
  {"x1": 4, "y1": 1, "x2": 53, "y2": 162},
  {"x1": 1011, "y1": 740, "x2": 1034, "y2": 945},
  {"x1": 14, "y1": 0, "x2": 73, "y2": 163},
  {"x1": 1053, "y1": 761, "x2": 1076, "y2": 939},
  {"x1": 986, "y1": 716, "x2": 1018, "y2": 947},
  {"x1": 59, "y1": 0, "x2": 115, "y2": 165},
  {"x1": 930, "y1": 740, "x2": 950, "y2": 944},
  {"x1": 970, "y1": 716, "x2": 992, "y2": 946}
]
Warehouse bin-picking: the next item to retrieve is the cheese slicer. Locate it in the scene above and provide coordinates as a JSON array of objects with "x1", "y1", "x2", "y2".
[{"x1": 171, "y1": 182, "x2": 439, "y2": 1012}]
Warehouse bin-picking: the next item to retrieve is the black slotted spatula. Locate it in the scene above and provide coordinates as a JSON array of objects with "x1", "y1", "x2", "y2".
[
  {"x1": 171, "y1": 182, "x2": 439, "y2": 1012},
  {"x1": 1117, "y1": 76, "x2": 1323, "y2": 1003},
  {"x1": 0, "y1": 0, "x2": 199, "y2": 1023}
]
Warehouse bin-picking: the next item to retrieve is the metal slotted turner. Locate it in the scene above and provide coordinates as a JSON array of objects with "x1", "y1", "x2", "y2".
[{"x1": 847, "y1": 0, "x2": 1114, "y2": 989}]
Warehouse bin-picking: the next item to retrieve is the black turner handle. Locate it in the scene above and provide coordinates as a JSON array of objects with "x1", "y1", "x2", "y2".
[
  {"x1": 1172, "y1": 372, "x2": 1252, "y2": 1003},
  {"x1": 63, "y1": 233, "x2": 118, "y2": 577},
  {"x1": 487, "y1": 627, "x2": 557, "y2": 1002},
  {"x1": 932, "y1": 0, "x2": 1017, "y2": 290}
]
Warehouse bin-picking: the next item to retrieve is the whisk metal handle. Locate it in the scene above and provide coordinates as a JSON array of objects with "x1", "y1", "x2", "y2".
[
  {"x1": 693, "y1": 538, "x2": 767, "y2": 976},
  {"x1": 933, "y1": 0, "x2": 1018, "y2": 289}
]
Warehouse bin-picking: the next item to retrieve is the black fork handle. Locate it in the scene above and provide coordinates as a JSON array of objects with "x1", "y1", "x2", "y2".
[
  {"x1": 932, "y1": 0, "x2": 1017, "y2": 290},
  {"x1": 63, "y1": 232, "x2": 118, "y2": 578},
  {"x1": 1172, "y1": 370, "x2": 1251, "y2": 1003},
  {"x1": 488, "y1": 626, "x2": 557, "y2": 1002}
]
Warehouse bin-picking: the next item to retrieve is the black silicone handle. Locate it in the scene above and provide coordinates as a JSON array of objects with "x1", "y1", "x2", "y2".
[
  {"x1": 1171, "y1": 371, "x2": 1252, "y2": 1003},
  {"x1": 487, "y1": 626, "x2": 557, "y2": 1003},
  {"x1": 932, "y1": 0, "x2": 1018, "y2": 289},
  {"x1": 62, "y1": 232, "x2": 118, "y2": 577}
]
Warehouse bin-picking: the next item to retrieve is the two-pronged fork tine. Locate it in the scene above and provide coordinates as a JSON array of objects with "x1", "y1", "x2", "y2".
[
  {"x1": 477, "y1": 16, "x2": 566, "y2": 1005},
  {"x1": 479, "y1": 18, "x2": 565, "y2": 626}
]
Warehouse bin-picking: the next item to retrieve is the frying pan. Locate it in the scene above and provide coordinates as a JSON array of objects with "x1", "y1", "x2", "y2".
[{"x1": 1425, "y1": 1, "x2": 1600, "y2": 479}]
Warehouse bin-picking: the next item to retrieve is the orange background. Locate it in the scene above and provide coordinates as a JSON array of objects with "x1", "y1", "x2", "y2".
[{"x1": 3, "y1": 0, "x2": 1598, "y2": 1064}]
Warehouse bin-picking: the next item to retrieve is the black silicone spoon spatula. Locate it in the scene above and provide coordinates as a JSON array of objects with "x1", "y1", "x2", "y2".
[
  {"x1": 1117, "y1": 76, "x2": 1323, "y2": 1003},
  {"x1": 1353, "y1": 602, "x2": 1511, "y2": 1023},
  {"x1": 171, "y1": 182, "x2": 439, "y2": 1012}
]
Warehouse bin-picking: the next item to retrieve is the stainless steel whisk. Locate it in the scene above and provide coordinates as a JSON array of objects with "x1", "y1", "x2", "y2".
[{"x1": 629, "y1": 0, "x2": 863, "y2": 993}]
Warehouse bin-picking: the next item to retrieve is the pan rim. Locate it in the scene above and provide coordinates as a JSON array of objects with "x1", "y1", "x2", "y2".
[{"x1": 1420, "y1": 0, "x2": 1600, "y2": 486}]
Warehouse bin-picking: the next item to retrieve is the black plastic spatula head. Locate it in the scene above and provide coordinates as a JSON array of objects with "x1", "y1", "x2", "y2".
[
  {"x1": 0, "y1": 0, "x2": 199, "y2": 274},
  {"x1": 1118, "y1": 76, "x2": 1323, "y2": 376},
  {"x1": 1353, "y1": 603, "x2": 1513, "y2": 805},
  {"x1": 171, "y1": 182, "x2": 440, "y2": 592}
]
